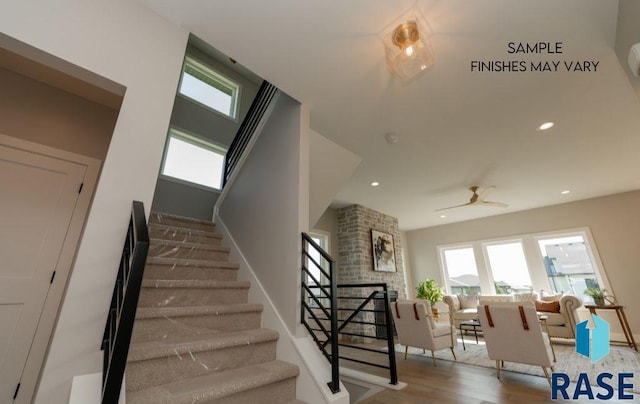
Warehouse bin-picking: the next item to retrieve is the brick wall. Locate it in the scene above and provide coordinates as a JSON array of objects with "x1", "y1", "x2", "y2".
[{"x1": 336, "y1": 204, "x2": 407, "y2": 341}]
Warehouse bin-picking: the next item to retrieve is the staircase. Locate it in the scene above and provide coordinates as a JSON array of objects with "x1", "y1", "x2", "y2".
[{"x1": 125, "y1": 212, "x2": 303, "y2": 404}]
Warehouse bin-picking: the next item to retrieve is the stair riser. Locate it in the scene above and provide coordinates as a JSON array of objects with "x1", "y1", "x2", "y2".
[
  {"x1": 148, "y1": 244, "x2": 230, "y2": 261},
  {"x1": 138, "y1": 288, "x2": 249, "y2": 307},
  {"x1": 131, "y1": 312, "x2": 263, "y2": 343},
  {"x1": 144, "y1": 264, "x2": 238, "y2": 281},
  {"x1": 149, "y1": 215, "x2": 216, "y2": 232},
  {"x1": 149, "y1": 228, "x2": 222, "y2": 245},
  {"x1": 126, "y1": 341, "x2": 277, "y2": 392},
  {"x1": 205, "y1": 378, "x2": 297, "y2": 404}
]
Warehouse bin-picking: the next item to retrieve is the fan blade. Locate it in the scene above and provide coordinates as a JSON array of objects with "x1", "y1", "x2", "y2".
[
  {"x1": 477, "y1": 185, "x2": 496, "y2": 199},
  {"x1": 435, "y1": 202, "x2": 473, "y2": 212},
  {"x1": 481, "y1": 200, "x2": 508, "y2": 208}
]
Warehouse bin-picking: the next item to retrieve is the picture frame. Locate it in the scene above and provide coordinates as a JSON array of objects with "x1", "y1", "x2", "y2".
[{"x1": 371, "y1": 229, "x2": 397, "y2": 272}]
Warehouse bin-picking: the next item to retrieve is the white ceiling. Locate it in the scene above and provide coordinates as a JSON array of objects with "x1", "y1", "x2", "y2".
[{"x1": 140, "y1": 0, "x2": 640, "y2": 230}]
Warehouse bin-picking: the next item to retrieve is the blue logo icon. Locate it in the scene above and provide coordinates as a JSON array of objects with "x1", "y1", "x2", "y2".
[{"x1": 576, "y1": 314, "x2": 610, "y2": 363}]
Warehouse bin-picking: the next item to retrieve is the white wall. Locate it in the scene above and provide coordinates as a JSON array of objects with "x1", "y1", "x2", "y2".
[
  {"x1": 1, "y1": 1, "x2": 189, "y2": 402},
  {"x1": 218, "y1": 92, "x2": 305, "y2": 332},
  {"x1": 406, "y1": 190, "x2": 640, "y2": 337},
  {"x1": 309, "y1": 131, "x2": 361, "y2": 227}
]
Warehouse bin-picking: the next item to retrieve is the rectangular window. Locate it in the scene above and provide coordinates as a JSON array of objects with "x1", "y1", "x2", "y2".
[
  {"x1": 161, "y1": 129, "x2": 226, "y2": 190},
  {"x1": 178, "y1": 56, "x2": 240, "y2": 119},
  {"x1": 484, "y1": 241, "x2": 533, "y2": 294},
  {"x1": 537, "y1": 234, "x2": 601, "y2": 302},
  {"x1": 441, "y1": 247, "x2": 481, "y2": 295}
]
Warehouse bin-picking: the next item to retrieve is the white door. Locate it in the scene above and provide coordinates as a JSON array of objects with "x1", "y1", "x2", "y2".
[{"x1": 0, "y1": 144, "x2": 86, "y2": 403}]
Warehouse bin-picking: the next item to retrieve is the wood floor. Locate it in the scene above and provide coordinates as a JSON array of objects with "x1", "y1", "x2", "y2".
[{"x1": 340, "y1": 341, "x2": 638, "y2": 403}]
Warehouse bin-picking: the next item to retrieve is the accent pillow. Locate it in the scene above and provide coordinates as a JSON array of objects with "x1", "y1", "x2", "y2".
[
  {"x1": 540, "y1": 292, "x2": 563, "y2": 302},
  {"x1": 535, "y1": 300, "x2": 561, "y2": 313},
  {"x1": 457, "y1": 294, "x2": 479, "y2": 310}
]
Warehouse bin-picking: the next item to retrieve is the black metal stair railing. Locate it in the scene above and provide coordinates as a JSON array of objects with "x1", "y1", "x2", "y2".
[
  {"x1": 301, "y1": 233, "x2": 340, "y2": 393},
  {"x1": 223, "y1": 80, "x2": 278, "y2": 187},
  {"x1": 100, "y1": 201, "x2": 150, "y2": 404},
  {"x1": 301, "y1": 233, "x2": 398, "y2": 391}
]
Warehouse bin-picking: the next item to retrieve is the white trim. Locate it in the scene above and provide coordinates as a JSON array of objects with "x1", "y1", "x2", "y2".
[
  {"x1": 0, "y1": 133, "x2": 101, "y2": 404},
  {"x1": 160, "y1": 127, "x2": 226, "y2": 191},
  {"x1": 177, "y1": 55, "x2": 241, "y2": 121},
  {"x1": 214, "y1": 215, "x2": 349, "y2": 404},
  {"x1": 436, "y1": 226, "x2": 612, "y2": 298},
  {"x1": 213, "y1": 91, "x2": 281, "y2": 219}
]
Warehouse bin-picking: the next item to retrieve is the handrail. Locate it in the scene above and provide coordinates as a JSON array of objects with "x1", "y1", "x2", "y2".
[
  {"x1": 301, "y1": 233, "x2": 340, "y2": 393},
  {"x1": 301, "y1": 234, "x2": 398, "y2": 390},
  {"x1": 223, "y1": 80, "x2": 278, "y2": 186},
  {"x1": 101, "y1": 201, "x2": 149, "y2": 404}
]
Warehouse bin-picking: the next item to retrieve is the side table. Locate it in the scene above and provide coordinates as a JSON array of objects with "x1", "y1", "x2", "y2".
[{"x1": 584, "y1": 304, "x2": 638, "y2": 352}]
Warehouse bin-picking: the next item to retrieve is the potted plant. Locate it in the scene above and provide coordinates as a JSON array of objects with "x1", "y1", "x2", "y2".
[
  {"x1": 416, "y1": 279, "x2": 444, "y2": 318},
  {"x1": 584, "y1": 287, "x2": 607, "y2": 306}
]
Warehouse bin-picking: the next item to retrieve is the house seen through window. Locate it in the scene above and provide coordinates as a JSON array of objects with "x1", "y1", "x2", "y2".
[
  {"x1": 161, "y1": 128, "x2": 226, "y2": 190},
  {"x1": 439, "y1": 229, "x2": 607, "y2": 302}
]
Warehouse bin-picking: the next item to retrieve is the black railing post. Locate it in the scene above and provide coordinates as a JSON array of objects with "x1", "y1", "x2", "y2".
[
  {"x1": 382, "y1": 284, "x2": 398, "y2": 385},
  {"x1": 328, "y1": 257, "x2": 340, "y2": 393},
  {"x1": 101, "y1": 201, "x2": 149, "y2": 404}
]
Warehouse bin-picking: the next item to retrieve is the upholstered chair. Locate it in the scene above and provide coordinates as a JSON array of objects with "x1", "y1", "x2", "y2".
[
  {"x1": 476, "y1": 301, "x2": 555, "y2": 383},
  {"x1": 391, "y1": 300, "x2": 457, "y2": 366}
]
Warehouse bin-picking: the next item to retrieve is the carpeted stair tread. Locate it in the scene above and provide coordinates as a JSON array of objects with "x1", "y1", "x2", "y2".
[
  {"x1": 149, "y1": 212, "x2": 216, "y2": 228},
  {"x1": 128, "y1": 328, "x2": 279, "y2": 363},
  {"x1": 146, "y1": 256, "x2": 239, "y2": 269},
  {"x1": 141, "y1": 279, "x2": 250, "y2": 289},
  {"x1": 127, "y1": 360, "x2": 299, "y2": 404},
  {"x1": 149, "y1": 239, "x2": 230, "y2": 252},
  {"x1": 149, "y1": 222, "x2": 222, "y2": 237},
  {"x1": 136, "y1": 303, "x2": 263, "y2": 320}
]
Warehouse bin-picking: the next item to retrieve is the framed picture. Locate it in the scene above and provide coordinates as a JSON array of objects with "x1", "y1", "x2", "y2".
[{"x1": 371, "y1": 229, "x2": 397, "y2": 272}]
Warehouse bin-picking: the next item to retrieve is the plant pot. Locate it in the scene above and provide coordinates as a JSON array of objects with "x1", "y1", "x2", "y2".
[{"x1": 594, "y1": 297, "x2": 605, "y2": 306}]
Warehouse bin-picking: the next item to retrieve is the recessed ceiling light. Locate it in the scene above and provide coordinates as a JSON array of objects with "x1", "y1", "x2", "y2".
[
  {"x1": 440, "y1": 215, "x2": 447, "y2": 218},
  {"x1": 561, "y1": 190, "x2": 571, "y2": 195},
  {"x1": 371, "y1": 181, "x2": 380, "y2": 187},
  {"x1": 538, "y1": 122, "x2": 554, "y2": 131}
]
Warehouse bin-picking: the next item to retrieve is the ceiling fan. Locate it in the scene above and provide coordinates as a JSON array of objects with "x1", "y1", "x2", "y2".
[{"x1": 435, "y1": 186, "x2": 508, "y2": 212}]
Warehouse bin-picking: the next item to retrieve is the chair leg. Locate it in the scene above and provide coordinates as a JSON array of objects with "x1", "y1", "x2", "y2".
[
  {"x1": 496, "y1": 360, "x2": 501, "y2": 379},
  {"x1": 542, "y1": 367, "x2": 551, "y2": 385},
  {"x1": 404, "y1": 346, "x2": 408, "y2": 360},
  {"x1": 450, "y1": 347, "x2": 457, "y2": 361},
  {"x1": 431, "y1": 350, "x2": 437, "y2": 367},
  {"x1": 423, "y1": 349, "x2": 426, "y2": 354}
]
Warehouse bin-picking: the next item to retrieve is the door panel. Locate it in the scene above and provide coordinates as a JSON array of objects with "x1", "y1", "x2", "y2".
[{"x1": 0, "y1": 144, "x2": 86, "y2": 402}]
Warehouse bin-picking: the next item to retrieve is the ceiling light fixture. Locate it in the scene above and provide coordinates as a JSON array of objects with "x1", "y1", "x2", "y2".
[
  {"x1": 440, "y1": 215, "x2": 447, "y2": 218},
  {"x1": 371, "y1": 181, "x2": 380, "y2": 187},
  {"x1": 561, "y1": 190, "x2": 571, "y2": 195},
  {"x1": 538, "y1": 122, "x2": 554, "y2": 131},
  {"x1": 383, "y1": 13, "x2": 434, "y2": 83}
]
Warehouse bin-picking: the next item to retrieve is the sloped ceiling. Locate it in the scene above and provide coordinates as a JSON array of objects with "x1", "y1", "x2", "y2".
[{"x1": 141, "y1": 0, "x2": 640, "y2": 229}]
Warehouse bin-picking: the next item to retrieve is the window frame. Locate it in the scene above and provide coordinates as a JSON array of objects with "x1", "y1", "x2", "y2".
[
  {"x1": 533, "y1": 228, "x2": 610, "y2": 299},
  {"x1": 437, "y1": 227, "x2": 612, "y2": 301},
  {"x1": 438, "y1": 243, "x2": 482, "y2": 296},
  {"x1": 481, "y1": 238, "x2": 533, "y2": 295},
  {"x1": 177, "y1": 55, "x2": 242, "y2": 121},
  {"x1": 159, "y1": 127, "x2": 227, "y2": 191}
]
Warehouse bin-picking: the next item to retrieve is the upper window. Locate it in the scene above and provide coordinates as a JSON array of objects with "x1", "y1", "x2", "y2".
[
  {"x1": 161, "y1": 128, "x2": 226, "y2": 190},
  {"x1": 178, "y1": 56, "x2": 240, "y2": 119}
]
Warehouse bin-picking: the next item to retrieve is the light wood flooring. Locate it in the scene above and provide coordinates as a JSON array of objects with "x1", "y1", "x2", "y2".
[{"x1": 340, "y1": 340, "x2": 638, "y2": 403}]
